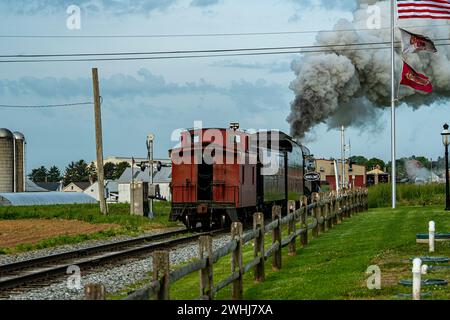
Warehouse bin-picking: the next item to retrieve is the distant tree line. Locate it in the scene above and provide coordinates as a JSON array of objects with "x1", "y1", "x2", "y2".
[{"x1": 28, "y1": 160, "x2": 130, "y2": 186}]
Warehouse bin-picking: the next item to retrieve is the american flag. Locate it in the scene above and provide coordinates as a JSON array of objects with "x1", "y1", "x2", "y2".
[{"x1": 397, "y1": 0, "x2": 450, "y2": 19}]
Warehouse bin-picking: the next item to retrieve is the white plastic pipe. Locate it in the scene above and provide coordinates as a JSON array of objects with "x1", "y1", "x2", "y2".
[
  {"x1": 429, "y1": 221, "x2": 435, "y2": 253},
  {"x1": 412, "y1": 258, "x2": 428, "y2": 300}
]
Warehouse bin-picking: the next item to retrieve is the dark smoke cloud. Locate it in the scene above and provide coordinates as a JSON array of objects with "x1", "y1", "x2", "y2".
[{"x1": 287, "y1": 0, "x2": 450, "y2": 139}]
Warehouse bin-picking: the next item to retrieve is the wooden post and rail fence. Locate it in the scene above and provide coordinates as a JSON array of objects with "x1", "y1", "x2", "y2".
[{"x1": 84, "y1": 188, "x2": 369, "y2": 300}]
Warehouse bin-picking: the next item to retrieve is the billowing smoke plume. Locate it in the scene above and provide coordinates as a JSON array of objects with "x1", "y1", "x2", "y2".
[
  {"x1": 405, "y1": 159, "x2": 441, "y2": 183},
  {"x1": 288, "y1": 0, "x2": 450, "y2": 139}
]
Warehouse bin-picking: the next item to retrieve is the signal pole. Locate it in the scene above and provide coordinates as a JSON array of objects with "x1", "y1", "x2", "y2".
[
  {"x1": 146, "y1": 133, "x2": 155, "y2": 219},
  {"x1": 92, "y1": 68, "x2": 108, "y2": 215}
]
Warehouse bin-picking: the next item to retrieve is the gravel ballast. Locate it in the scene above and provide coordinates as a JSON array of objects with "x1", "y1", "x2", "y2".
[
  {"x1": 5, "y1": 234, "x2": 231, "y2": 300},
  {"x1": 0, "y1": 228, "x2": 183, "y2": 265}
]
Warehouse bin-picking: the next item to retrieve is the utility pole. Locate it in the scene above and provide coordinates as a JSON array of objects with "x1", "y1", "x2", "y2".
[
  {"x1": 147, "y1": 133, "x2": 155, "y2": 218},
  {"x1": 390, "y1": 0, "x2": 397, "y2": 209},
  {"x1": 92, "y1": 68, "x2": 108, "y2": 215},
  {"x1": 340, "y1": 126, "x2": 346, "y2": 190}
]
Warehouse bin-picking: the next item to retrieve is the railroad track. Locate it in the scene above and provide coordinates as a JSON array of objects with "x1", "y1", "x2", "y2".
[{"x1": 0, "y1": 228, "x2": 225, "y2": 298}]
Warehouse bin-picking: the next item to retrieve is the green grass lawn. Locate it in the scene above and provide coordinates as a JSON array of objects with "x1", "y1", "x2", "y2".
[
  {"x1": 136, "y1": 205, "x2": 450, "y2": 300},
  {"x1": 0, "y1": 201, "x2": 182, "y2": 254}
]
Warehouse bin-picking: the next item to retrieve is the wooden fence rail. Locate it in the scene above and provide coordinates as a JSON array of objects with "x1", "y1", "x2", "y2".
[{"x1": 89, "y1": 188, "x2": 368, "y2": 301}]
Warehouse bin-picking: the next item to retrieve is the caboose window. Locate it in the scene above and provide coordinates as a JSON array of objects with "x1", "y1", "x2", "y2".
[{"x1": 242, "y1": 166, "x2": 245, "y2": 184}]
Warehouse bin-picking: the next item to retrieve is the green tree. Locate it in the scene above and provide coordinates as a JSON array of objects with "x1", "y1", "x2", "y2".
[
  {"x1": 366, "y1": 158, "x2": 386, "y2": 171},
  {"x1": 63, "y1": 160, "x2": 91, "y2": 185},
  {"x1": 47, "y1": 166, "x2": 62, "y2": 182},
  {"x1": 88, "y1": 162, "x2": 97, "y2": 184},
  {"x1": 349, "y1": 156, "x2": 368, "y2": 166},
  {"x1": 104, "y1": 162, "x2": 116, "y2": 180},
  {"x1": 114, "y1": 161, "x2": 130, "y2": 179},
  {"x1": 28, "y1": 166, "x2": 48, "y2": 182}
]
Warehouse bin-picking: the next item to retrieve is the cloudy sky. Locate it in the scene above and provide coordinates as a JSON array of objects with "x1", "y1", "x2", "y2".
[{"x1": 0, "y1": 0, "x2": 448, "y2": 171}]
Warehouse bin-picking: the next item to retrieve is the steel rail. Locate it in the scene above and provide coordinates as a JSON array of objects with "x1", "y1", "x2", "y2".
[{"x1": 0, "y1": 228, "x2": 224, "y2": 293}]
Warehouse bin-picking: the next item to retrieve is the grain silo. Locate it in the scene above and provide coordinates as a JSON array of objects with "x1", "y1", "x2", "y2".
[
  {"x1": 0, "y1": 128, "x2": 14, "y2": 193},
  {"x1": 13, "y1": 131, "x2": 26, "y2": 192}
]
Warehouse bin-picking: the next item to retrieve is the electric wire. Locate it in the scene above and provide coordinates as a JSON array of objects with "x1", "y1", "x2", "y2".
[
  {"x1": 1, "y1": 38, "x2": 449, "y2": 59},
  {"x1": 0, "y1": 23, "x2": 448, "y2": 38},
  {"x1": 0, "y1": 102, "x2": 93, "y2": 108},
  {"x1": 1, "y1": 41, "x2": 450, "y2": 63}
]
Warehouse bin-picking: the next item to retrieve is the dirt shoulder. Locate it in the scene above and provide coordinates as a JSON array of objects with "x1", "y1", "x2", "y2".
[{"x1": 0, "y1": 219, "x2": 119, "y2": 248}]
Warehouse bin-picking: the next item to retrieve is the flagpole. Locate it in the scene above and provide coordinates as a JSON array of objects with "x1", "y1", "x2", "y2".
[{"x1": 391, "y1": 0, "x2": 397, "y2": 209}]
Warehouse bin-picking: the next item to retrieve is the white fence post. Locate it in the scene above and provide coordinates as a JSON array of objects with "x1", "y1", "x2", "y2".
[
  {"x1": 412, "y1": 258, "x2": 428, "y2": 300},
  {"x1": 429, "y1": 221, "x2": 435, "y2": 253}
]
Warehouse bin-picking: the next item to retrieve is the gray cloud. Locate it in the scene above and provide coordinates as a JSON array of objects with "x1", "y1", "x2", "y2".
[
  {"x1": 0, "y1": 69, "x2": 290, "y2": 169},
  {"x1": 210, "y1": 60, "x2": 292, "y2": 73},
  {"x1": 0, "y1": 0, "x2": 179, "y2": 15},
  {"x1": 288, "y1": 0, "x2": 357, "y2": 11},
  {"x1": 190, "y1": 0, "x2": 221, "y2": 7},
  {"x1": 0, "y1": 68, "x2": 288, "y2": 114}
]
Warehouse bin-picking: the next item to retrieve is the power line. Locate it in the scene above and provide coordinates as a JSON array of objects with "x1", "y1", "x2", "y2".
[
  {"x1": 0, "y1": 48, "x2": 387, "y2": 63},
  {"x1": 0, "y1": 102, "x2": 93, "y2": 108},
  {"x1": 1, "y1": 41, "x2": 450, "y2": 63},
  {"x1": 2, "y1": 38, "x2": 449, "y2": 59},
  {"x1": 0, "y1": 23, "x2": 448, "y2": 39},
  {"x1": 0, "y1": 41, "x2": 401, "y2": 58}
]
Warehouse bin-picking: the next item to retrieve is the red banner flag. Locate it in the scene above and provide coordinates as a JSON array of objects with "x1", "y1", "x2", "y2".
[
  {"x1": 400, "y1": 61, "x2": 433, "y2": 93},
  {"x1": 399, "y1": 28, "x2": 437, "y2": 54}
]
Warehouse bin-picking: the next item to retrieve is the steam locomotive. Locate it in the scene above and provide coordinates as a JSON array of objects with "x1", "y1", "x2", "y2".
[{"x1": 169, "y1": 125, "x2": 318, "y2": 229}]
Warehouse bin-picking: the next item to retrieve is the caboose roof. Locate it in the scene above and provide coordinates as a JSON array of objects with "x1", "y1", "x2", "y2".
[{"x1": 253, "y1": 130, "x2": 301, "y2": 152}]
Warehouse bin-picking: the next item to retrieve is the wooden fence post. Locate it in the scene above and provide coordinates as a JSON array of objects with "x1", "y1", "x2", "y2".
[
  {"x1": 346, "y1": 191, "x2": 351, "y2": 217},
  {"x1": 231, "y1": 222, "x2": 243, "y2": 300},
  {"x1": 329, "y1": 192, "x2": 335, "y2": 226},
  {"x1": 337, "y1": 194, "x2": 342, "y2": 223},
  {"x1": 288, "y1": 200, "x2": 296, "y2": 256},
  {"x1": 84, "y1": 283, "x2": 106, "y2": 300},
  {"x1": 312, "y1": 193, "x2": 319, "y2": 238},
  {"x1": 153, "y1": 250, "x2": 170, "y2": 300},
  {"x1": 360, "y1": 189, "x2": 363, "y2": 212},
  {"x1": 365, "y1": 188, "x2": 369, "y2": 210},
  {"x1": 253, "y1": 212, "x2": 265, "y2": 283},
  {"x1": 319, "y1": 193, "x2": 326, "y2": 233},
  {"x1": 325, "y1": 193, "x2": 332, "y2": 230},
  {"x1": 300, "y1": 196, "x2": 308, "y2": 247},
  {"x1": 348, "y1": 189, "x2": 355, "y2": 217},
  {"x1": 272, "y1": 205, "x2": 282, "y2": 271},
  {"x1": 342, "y1": 192, "x2": 348, "y2": 219},
  {"x1": 199, "y1": 236, "x2": 213, "y2": 300}
]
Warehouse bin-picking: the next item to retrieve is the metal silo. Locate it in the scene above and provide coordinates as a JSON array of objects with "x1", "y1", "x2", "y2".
[
  {"x1": 13, "y1": 131, "x2": 26, "y2": 192},
  {"x1": 0, "y1": 128, "x2": 14, "y2": 193}
]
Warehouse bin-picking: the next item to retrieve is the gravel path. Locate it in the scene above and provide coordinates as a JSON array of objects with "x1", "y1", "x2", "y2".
[{"x1": 5, "y1": 234, "x2": 231, "y2": 300}]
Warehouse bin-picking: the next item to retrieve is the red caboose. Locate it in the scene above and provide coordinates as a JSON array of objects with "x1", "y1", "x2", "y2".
[
  {"x1": 169, "y1": 126, "x2": 311, "y2": 229},
  {"x1": 169, "y1": 127, "x2": 257, "y2": 229}
]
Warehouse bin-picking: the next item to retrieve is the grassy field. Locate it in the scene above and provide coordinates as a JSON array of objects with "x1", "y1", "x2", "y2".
[
  {"x1": 368, "y1": 183, "x2": 446, "y2": 208},
  {"x1": 119, "y1": 205, "x2": 450, "y2": 300},
  {"x1": 0, "y1": 201, "x2": 182, "y2": 254}
]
